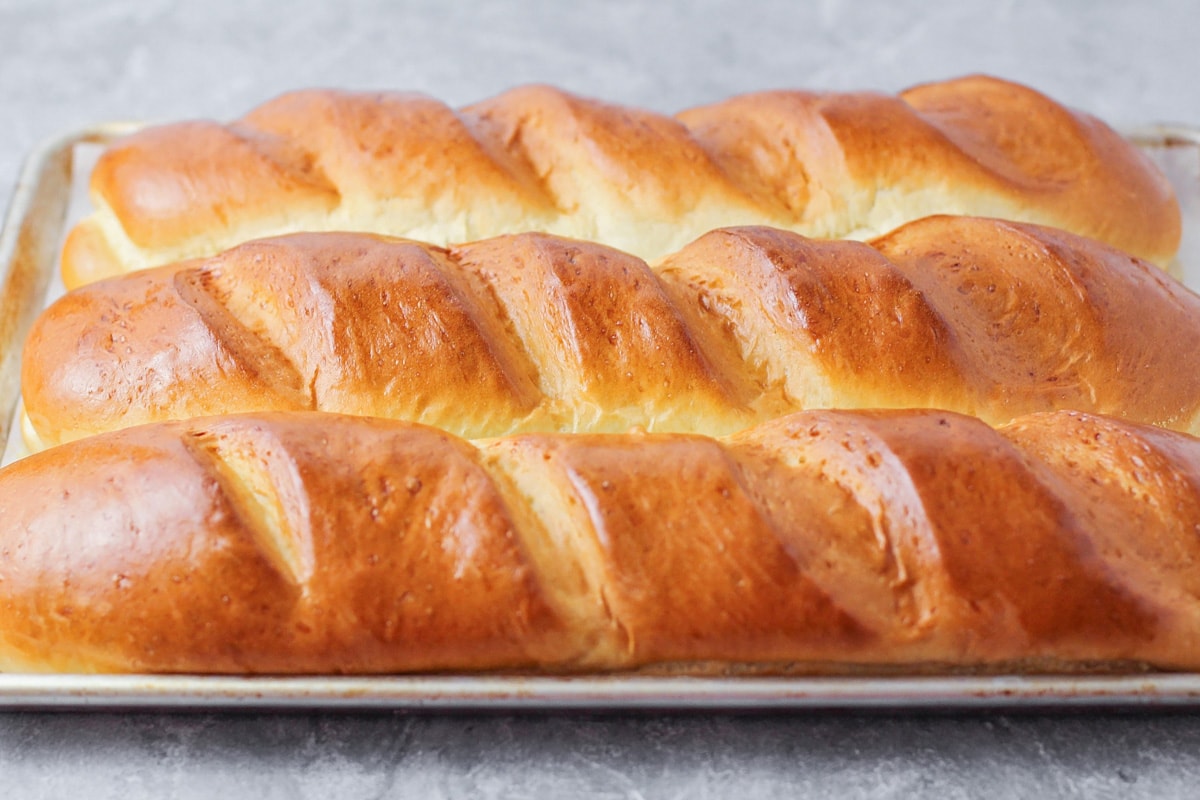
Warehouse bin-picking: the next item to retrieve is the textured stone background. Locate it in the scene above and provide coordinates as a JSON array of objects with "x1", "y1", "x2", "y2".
[
  {"x1": 3, "y1": 0, "x2": 1198, "y2": 193},
  {"x1": 1, "y1": 0, "x2": 1199, "y2": 796}
]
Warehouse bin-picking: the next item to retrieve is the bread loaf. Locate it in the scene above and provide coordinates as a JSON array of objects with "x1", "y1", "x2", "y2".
[
  {"x1": 61, "y1": 75, "x2": 1181, "y2": 288},
  {"x1": 1, "y1": 407, "x2": 1199, "y2": 674},
  {"x1": 24, "y1": 216, "x2": 1200, "y2": 450}
]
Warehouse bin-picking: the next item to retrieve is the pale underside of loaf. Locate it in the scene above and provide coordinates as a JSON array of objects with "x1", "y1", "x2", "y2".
[
  {"x1": 0, "y1": 408, "x2": 1198, "y2": 675},
  {"x1": 59, "y1": 74, "x2": 1182, "y2": 288},
  {"x1": 23, "y1": 216, "x2": 1200, "y2": 450}
]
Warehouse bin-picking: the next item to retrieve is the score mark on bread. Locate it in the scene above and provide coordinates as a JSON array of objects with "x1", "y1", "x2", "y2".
[
  {"x1": 0, "y1": 408, "x2": 1195, "y2": 674},
  {"x1": 23, "y1": 216, "x2": 1200, "y2": 449},
  {"x1": 60, "y1": 75, "x2": 1181, "y2": 288}
]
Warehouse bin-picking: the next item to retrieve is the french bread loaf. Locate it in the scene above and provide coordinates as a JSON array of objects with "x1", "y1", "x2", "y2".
[
  {"x1": 24, "y1": 216, "x2": 1200, "y2": 450},
  {"x1": 60, "y1": 75, "x2": 1181, "y2": 288},
  {"x1": 1, "y1": 407, "x2": 1199, "y2": 674}
]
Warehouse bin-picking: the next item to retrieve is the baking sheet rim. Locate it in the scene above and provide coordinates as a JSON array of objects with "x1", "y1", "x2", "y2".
[{"x1": 2, "y1": 122, "x2": 1200, "y2": 711}]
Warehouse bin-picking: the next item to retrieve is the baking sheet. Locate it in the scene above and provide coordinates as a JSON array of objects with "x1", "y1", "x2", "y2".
[{"x1": 0, "y1": 124, "x2": 1198, "y2": 710}]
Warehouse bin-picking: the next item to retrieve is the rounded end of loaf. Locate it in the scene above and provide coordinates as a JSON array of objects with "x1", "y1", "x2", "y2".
[
  {"x1": 60, "y1": 219, "x2": 126, "y2": 290},
  {"x1": 678, "y1": 74, "x2": 1181, "y2": 267},
  {"x1": 0, "y1": 414, "x2": 584, "y2": 673},
  {"x1": 899, "y1": 74, "x2": 1182, "y2": 268},
  {"x1": 662, "y1": 215, "x2": 1200, "y2": 432},
  {"x1": 23, "y1": 259, "x2": 322, "y2": 451},
  {"x1": 22, "y1": 265, "x2": 183, "y2": 450},
  {"x1": 864, "y1": 213, "x2": 1200, "y2": 431},
  {"x1": 71, "y1": 119, "x2": 343, "y2": 284}
]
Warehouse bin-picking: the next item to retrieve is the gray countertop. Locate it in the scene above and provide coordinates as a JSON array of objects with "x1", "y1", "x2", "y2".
[
  {"x1": 3, "y1": 0, "x2": 1200, "y2": 796},
  {"x1": 4, "y1": 709, "x2": 1200, "y2": 797}
]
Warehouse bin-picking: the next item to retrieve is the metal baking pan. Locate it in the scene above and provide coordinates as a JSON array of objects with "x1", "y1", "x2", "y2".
[{"x1": 0, "y1": 123, "x2": 1198, "y2": 710}]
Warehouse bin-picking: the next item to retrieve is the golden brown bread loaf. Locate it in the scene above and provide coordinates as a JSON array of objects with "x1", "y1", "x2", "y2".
[
  {"x1": 60, "y1": 75, "x2": 1181, "y2": 288},
  {"x1": 23, "y1": 216, "x2": 1200, "y2": 450},
  {"x1": 1, "y1": 407, "x2": 1199, "y2": 674}
]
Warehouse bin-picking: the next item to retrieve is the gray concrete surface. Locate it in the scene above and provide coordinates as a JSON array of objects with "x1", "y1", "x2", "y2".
[
  {"x1": 3, "y1": 709, "x2": 1200, "y2": 798},
  {"x1": 1, "y1": 0, "x2": 1200, "y2": 796}
]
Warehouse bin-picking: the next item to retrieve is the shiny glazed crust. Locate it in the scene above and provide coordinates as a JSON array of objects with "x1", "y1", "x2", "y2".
[
  {"x1": 1, "y1": 408, "x2": 1199, "y2": 674},
  {"x1": 23, "y1": 216, "x2": 1200, "y2": 449},
  {"x1": 59, "y1": 75, "x2": 1181, "y2": 288}
]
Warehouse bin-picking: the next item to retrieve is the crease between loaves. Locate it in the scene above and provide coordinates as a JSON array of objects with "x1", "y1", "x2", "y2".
[
  {"x1": 60, "y1": 75, "x2": 1182, "y2": 288},
  {"x1": 22, "y1": 215, "x2": 1200, "y2": 451},
  {"x1": 2, "y1": 407, "x2": 1200, "y2": 674}
]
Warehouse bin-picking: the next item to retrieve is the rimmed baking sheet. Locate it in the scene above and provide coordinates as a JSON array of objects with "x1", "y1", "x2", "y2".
[{"x1": 0, "y1": 123, "x2": 1198, "y2": 710}]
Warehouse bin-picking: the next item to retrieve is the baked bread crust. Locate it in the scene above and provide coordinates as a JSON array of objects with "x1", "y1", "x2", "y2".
[
  {"x1": 60, "y1": 75, "x2": 1181, "y2": 288},
  {"x1": 25, "y1": 216, "x2": 1200, "y2": 449},
  {"x1": 1, "y1": 408, "x2": 1198, "y2": 674}
]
